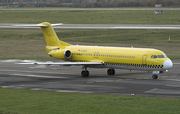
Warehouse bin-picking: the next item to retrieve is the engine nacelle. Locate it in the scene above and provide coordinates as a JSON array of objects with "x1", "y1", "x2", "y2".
[
  {"x1": 48, "y1": 49, "x2": 72, "y2": 60},
  {"x1": 64, "y1": 50, "x2": 71, "y2": 59}
]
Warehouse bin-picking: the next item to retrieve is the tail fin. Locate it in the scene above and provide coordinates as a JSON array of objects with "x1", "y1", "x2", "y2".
[
  {"x1": 13, "y1": 22, "x2": 71, "y2": 47},
  {"x1": 39, "y1": 22, "x2": 71, "y2": 47}
]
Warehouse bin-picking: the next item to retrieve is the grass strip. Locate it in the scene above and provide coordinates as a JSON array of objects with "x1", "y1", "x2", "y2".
[
  {"x1": 0, "y1": 10, "x2": 180, "y2": 58},
  {"x1": 0, "y1": 28, "x2": 180, "y2": 58},
  {"x1": 0, "y1": 88, "x2": 180, "y2": 114},
  {"x1": 0, "y1": 10, "x2": 180, "y2": 24}
]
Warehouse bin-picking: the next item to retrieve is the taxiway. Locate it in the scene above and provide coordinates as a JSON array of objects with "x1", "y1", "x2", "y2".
[
  {"x1": 0, "y1": 59, "x2": 180, "y2": 98},
  {"x1": 1, "y1": 24, "x2": 180, "y2": 29}
]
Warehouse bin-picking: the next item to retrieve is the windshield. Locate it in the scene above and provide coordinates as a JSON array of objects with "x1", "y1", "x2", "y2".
[
  {"x1": 157, "y1": 55, "x2": 164, "y2": 58},
  {"x1": 151, "y1": 55, "x2": 167, "y2": 59}
]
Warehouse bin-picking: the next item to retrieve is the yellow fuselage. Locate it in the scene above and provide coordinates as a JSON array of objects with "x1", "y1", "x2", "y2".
[
  {"x1": 17, "y1": 22, "x2": 173, "y2": 78},
  {"x1": 48, "y1": 45, "x2": 170, "y2": 71}
]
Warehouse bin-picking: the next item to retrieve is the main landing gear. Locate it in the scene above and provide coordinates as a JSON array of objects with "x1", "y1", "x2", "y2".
[
  {"x1": 81, "y1": 67, "x2": 89, "y2": 77},
  {"x1": 81, "y1": 70, "x2": 89, "y2": 77},
  {"x1": 107, "y1": 68, "x2": 115, "y2": 75}
]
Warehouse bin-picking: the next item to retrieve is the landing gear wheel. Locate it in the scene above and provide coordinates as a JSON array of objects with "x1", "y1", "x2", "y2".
[
  {"x1": 107, "y1": 69, "x2": 115, "y2": 75},
  {"x1": 81, "y1": 70, "x2": 89, "y2": 77},
  {"x1": 152, "y1": 74, "x2": 158, "y2": 79},
  {"x1": 107, "y1": 69, "x2": 111, "y2": 75}
]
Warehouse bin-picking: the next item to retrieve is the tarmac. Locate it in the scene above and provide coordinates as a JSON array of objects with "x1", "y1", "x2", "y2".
[
  {"x1": 1, "y1": 24, "x2": 180, "y2": 29},
  {"x1": 0, "y1": 59, "x2": 180, "y2": 98}
]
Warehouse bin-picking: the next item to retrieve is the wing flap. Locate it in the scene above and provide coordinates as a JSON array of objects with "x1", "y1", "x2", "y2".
[{"x1": 18, "y1": 62, "x2": 102, "y2": 66}]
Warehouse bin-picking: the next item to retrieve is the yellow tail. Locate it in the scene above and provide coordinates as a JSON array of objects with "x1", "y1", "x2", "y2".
[{"x1": 39, "y1": 22, "x2": 71, "y2": 47}]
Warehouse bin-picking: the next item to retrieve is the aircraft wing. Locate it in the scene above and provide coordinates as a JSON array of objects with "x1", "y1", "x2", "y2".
[{"x1": 18, "y1": 62, "x2": 102, "y2": 66}]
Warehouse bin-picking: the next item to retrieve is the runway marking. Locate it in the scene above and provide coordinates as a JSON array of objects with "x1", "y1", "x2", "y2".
[
  {"x1": 145, "y1": 88, "x2": 180, "y2": 94},
  {"x1": 159, "y1": 78, "x2": 180, "y2": 81},
  {"x1": 52, "y1": 68, "x2": 59, "y2": 69},
  {"x1": 1, "y1": 86, "x2": 13, "y2": 88},
  {"x1": 116, "y1": 76, "x2": 151, "y2": 80},
  {"x1": 1, "y1": 85, "x2": 25, "y2": 89},
  {"x1": 10, "y1": 74, "x2": 68, "y2": 79},
  {"x1": 117, "y1": 75, "x2": 180, "y2": 82},
  {"x1": 125, "y1": 79, "x2": 133, "y2": 80},
  {"x1": 173, "y1": 63, "x2": 180, "y2": 64},
  {"x1": 0, "y1": 69, "x2": 76, "y2": 75},
  {"x1": 105, "y1": 80, "x2": 113, "y2": 82},
  {"x1": 30, "y1": 88, "x2": 42, "y2": 91},
  {"x1": 165, "y1": 84, "x2": 180, "y2": 87},
  {"x1": 1, "y1": 85, "x2": 94, "y2": 94},
  {"x1": 1, "y1": 69, "x2": 180, "y2": 81},
  {"x1": 28, "y1": 65, "x2": 46, "y2": 68},
  {"x1": 116, "y1": 79, "x2": 123, "y2": 81},
  {"x1": 0, "y1": 60, "x2": 38, "y2": 63},
  {"x1": 86, "y1": 82, "x2": 94, "y2": 83},
  {"x1": 96, "y1": 81, "x2": 104, "y2": 82},
  {"x1": 55, "y1": 90, "x2": 93, "y2": 94}
]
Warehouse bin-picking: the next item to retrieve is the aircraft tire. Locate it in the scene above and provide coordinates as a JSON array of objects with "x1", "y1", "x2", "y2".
[
  {"x1": 86, "y1": 70, "x2": 89, "y2": 77},
  {"x1": 112, "y1": 69, "x2": 115, "y2": 75},
  {"x1": 107, "y1": 69, "x2": 115, "y2": 75},
  {"x1": 152, "y1": 74, "x2": 158, "y2": 79},
  {"x1": 81, "y1": 70, "x2": 89, "y2": 77},
  {"x1": 107, "y1": 69, "x2": 111, "y2": 75}
]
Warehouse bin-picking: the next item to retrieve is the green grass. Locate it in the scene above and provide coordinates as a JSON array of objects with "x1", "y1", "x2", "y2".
[
  {"x1": 0, "y1": 9, "x2": 180, "y2": 113},
  {"x1": 0, "y1": 9, "x2": 180, "y2": 58},
  {"x1": 0, "y1": 88, "x2": 180, "y2": 114},
  {"x1": 0, "y1": 10, "x2": 180, "y2": 24},
  {"x1": 0, "y1": 28, "x2": 180, "y2": 58}
]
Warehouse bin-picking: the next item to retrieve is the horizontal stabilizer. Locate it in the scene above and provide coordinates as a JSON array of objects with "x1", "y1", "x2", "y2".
[{"x1": 12, "y1": 23, "x2": 63, "y2": 28}]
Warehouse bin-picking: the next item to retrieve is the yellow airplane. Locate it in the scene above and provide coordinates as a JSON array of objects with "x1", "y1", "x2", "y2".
[{"x1": 19, "y1": 22, "x2": 173, "y2": 79}]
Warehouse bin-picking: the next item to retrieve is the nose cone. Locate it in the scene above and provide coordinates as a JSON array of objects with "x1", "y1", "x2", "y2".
[{"x1": 163, "y1": 60, "x2": 173, "y2": 69}]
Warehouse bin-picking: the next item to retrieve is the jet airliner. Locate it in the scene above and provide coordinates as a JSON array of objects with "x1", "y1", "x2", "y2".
[{"x1": 19, "y1": 22, "x2": 173, "y2": 79}]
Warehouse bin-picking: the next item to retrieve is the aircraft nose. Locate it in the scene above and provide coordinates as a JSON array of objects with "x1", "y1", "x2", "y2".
[{"x1": 163, "y1": 60, "x2": 173, "y2": 69}]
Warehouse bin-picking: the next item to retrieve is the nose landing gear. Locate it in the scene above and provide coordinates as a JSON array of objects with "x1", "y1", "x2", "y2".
[
  {"x1": 152, "y1": 74, "x2": 158, "y2": 79},
  {"x1": 152, "y1": 71, "x2": 160, "y2": 79}
]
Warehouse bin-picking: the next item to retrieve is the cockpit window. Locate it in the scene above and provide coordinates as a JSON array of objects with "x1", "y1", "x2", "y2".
[
  {"x1": 158, "y1": 55, "x2": 164, "y2": 58},
  {"x1": 153, "y1": 55, "x2": 157, "y2": 58},
  {"x1": 151, "y1": 55, "x2": 167, "y2": 59},
  {"x1": 151, "y1": 55, "x2": 157, "y2": 59},
  {"x1": 164, "y1": 54, "x2": 167, "y2": 58}
]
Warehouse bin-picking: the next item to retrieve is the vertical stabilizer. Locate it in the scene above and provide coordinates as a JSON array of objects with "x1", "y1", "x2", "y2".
[{"x1": 39, "y1": 22, "x2": 71, "y2": 46}]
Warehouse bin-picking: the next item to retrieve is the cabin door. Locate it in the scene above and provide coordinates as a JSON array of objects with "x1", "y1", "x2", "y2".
[{"x1": 142, "y1": 54, "x2": 147, "y2": 65}]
